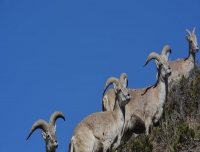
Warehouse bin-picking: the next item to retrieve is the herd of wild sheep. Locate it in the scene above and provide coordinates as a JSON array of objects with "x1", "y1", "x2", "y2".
[{"x1": 26, "y1": 27, "x2": 199, "y2": 152}]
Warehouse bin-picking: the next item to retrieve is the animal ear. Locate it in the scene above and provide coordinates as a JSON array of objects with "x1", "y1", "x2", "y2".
[{"x1": 41, "y1": 131, "x2": 47, "y2": 139}]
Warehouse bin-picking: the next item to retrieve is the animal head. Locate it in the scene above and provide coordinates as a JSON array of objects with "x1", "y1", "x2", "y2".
[
  {"x1": 26, "y1": 111, "x2": 65, "y2": 152},
  {"x1": 144, "y1": 50, "x2": 172, "y2": 81},
  {"x1": 186, "y1": 27, "x2": 199, "y2": 53},
  {"x1": 41, "y1": 121, "x2": 58, "y2": 152},
  {"x1": 155, "y1": 45, "x2": 172, "y2": 80},
  {"x1": 103, "y1": 75, "x2": 131, "y2": 108},
  {"x1": 102, "y1": 73, "x2": 129, "y2": 111}
]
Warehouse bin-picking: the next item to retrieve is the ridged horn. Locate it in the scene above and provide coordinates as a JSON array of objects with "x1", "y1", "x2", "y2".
[
  {"x1": 120, "y1": 73, "x2": 128, "y2": 87},
  {"x1": 103, "y1": 77, "x2": 119, "y2": 96},
  {"x1": 49, "y1": 111, "x2": 65, "y2": 125},
  {"x1": 161, "y1": 45, "x2": 172, "y2": 61},
  {"x1": 144, "y1": 52, "x2": 161, "y2": 67},
  {"x1": 186, "y1": 29, "x2": 191, "y2": 35},
  {"x1": 192, "y1": 27, "x2": 196, "y2": 34},
  {"x1": 26, "y1": 119, "x2": 48, "y2": 140}
]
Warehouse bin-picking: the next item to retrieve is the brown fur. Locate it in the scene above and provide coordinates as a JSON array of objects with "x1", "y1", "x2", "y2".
[
  {"x1": 102, "y1": 51, "x2": 171, "y2": 142},
  {"x1": 165, "y1": 28, "x2": 199, "y2": 85},
  {"x1": 69, "y1": 77, "x2": 131, "y2": 152}
]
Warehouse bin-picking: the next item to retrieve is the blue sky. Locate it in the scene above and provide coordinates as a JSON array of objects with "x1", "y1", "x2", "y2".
[{"x1": 0, "y1": 1, "x2": 200, "y2": 151}]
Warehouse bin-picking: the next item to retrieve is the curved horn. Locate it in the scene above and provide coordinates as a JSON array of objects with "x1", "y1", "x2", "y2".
[
  {"x1": 192, "y1": 27, "x2": 196, "y2": 34},
  {"x1": 144, "y1": 52, "x2": 161, "y2": 67},
  {"x1": 49, "y1": 111, "x2": 65, "y2": 124},
  {"x1": 26, "y1": 119, "x2": 48, "y2": 140},
  {"x1": 120, "y1": 73, "x2": 128, "y2": 87},
  {"x1": 186, "y1": 29, "x2": 191, "y2": 35},
  {"x1": 103, "y1": 77, "x2": 119, "y2": 96},
  {"x1": 161, "y1": 45, "x2": 172, "y2": 61}
]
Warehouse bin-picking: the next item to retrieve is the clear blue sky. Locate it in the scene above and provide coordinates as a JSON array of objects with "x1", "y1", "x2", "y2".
[{"x1": 0, "y1": 1, "x2": 200, "y2": 151}]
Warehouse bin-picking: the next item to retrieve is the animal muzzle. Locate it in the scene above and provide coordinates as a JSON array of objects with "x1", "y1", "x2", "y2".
[
  {"x1": 126, "y1": 93, "x2": 131, "y2": 100},
  {"x1": 166, "y1": 70, "x2": 172, "y2": 77},
  {"x1": 193, "y1": 47, "x2": 199, "y2": 52},
  {"x1": 54, "y1": 141, "x2": 58, "y2": 148}
]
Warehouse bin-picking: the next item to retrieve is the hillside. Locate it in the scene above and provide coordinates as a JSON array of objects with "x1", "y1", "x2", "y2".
[{"x1": 114, "y1": 64, "x2": 200, "y2": 152}]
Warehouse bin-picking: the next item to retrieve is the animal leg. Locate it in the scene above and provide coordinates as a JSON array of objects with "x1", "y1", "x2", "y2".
[
  {"x1": 145, "y1": 118, "x2": 153, "y2": 135},
  {"x1": 103, "y1": 140, "x2": 112, "y2": 152},
  {"x1": 113, "y1": 134, "x2": 122, "y2": 149},
  {"x1": 103, "y1": 146, "x2": 110, "y2": 152}
]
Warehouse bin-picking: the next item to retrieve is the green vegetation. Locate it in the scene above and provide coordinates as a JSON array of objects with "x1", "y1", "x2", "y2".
[{"x1": 116, "y1": 66, "x2": 200, "y2": 152}]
